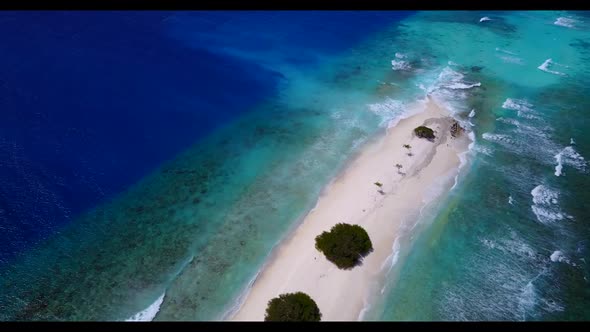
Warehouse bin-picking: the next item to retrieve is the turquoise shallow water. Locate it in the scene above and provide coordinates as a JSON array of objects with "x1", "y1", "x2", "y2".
[
  {"x1": 364, "y1": 11, "x2": 590, "y2": 321},
  {"x1": 1, "y1": 11, "x2": 589, "y2": 321}
]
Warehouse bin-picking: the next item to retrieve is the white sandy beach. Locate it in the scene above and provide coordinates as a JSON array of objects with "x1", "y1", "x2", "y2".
[{"x1": 230, "y1": 97, "x2": 471, "y2": 321}]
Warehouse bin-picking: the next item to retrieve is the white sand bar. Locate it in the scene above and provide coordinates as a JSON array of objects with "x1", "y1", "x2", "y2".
[{"x1": 230, "y1": 97, "x2": 471, "y2": 321}]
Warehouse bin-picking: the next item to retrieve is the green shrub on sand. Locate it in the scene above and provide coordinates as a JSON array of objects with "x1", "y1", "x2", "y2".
[
  {"x1": 315, "y1": 223, "x2": 373, "y2": 269},
  {"x1": 264, "y1": 292, "x2": 322, "y2": 322},
  {"x1": 414, "y1": 126, "x2": 435, "y2": 141}
]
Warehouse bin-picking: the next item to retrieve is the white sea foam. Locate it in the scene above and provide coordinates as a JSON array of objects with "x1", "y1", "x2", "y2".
[
  {"x1": 498, "y1": 55, "x2": 524, "y2": 65},
  {"x1": 518, "y1": 112, "x2": 541, "y2": 120},
  {"x1": 473, "y1": 144, "x2": 493, "y2": 156},
  {"x1": 391, "y1": 59, "x2": 411, "y2": 71},
  {"x1": 482, "y1": 133, "x2": 515, "y2": 145},
  {"x1": 367, "y1": 98, "x2": 410, "y2": 128},
  {"x1": 494, "y1": 47, "x2": 520, "y2": 64},
  {"x1": 395, "y1": 52, "x2": 406, "y2": 59},
  {"x1": 480, "y1": 17, "x2": 492, "y2": 22},
  {"x1": 531, "y1": 206, "x2": 568, "y2": 224},
  {"x1": 415, "y1": 66, "x2": 482, "y2": 121},
  {"x1": 531, "y1": 185, "x2": 558, "y2": 205},
  {"x1": 481, "y1": 238, "x2": 497, "y2": 249},
  {"x1": 501, "y1": 98, "x2": 541, "y2": 120},
  {"x1": 469, "y1": 109, "x2": 476, "y2": 118},
  {"x1": 550, "y1": 250, "x2": 577, "y2": 266},
  {"x1": 451, "y1": 134, "x2": 474, "y2": 191},
  {"x1": 458, "y1": 131, "x2": 475, "y2": 169},
  {"x1": 537, "y1": 58, "x2": 566, "y2": 76},
  {"x1": 502, "y1": 98, "x2": 533, "y2": 112},
  {"x1": 496, "y1": 117, "x2": 521, "y2": 127},
  {"x1": 554, "y1": 17, "x2": 576, "y2": 28},
  {"x1": 554, "y1": 145, "x2": 587, "y2": 176},
  {"x1": 530, "y1": 185, "x2": 572, "y2": 224},
  {"x1": 425, "y1": 167, "x2": 458, "y2": 201},
  {"x1": 554, "y1": 153, "x2": 564, "y2": 176},
  {"x1": 475, "y1": 233, "x2": 563, "y2": 319},
  {"x1": 495, "y1": 47, "x2": 517, "y2": 55},
  {"x1": 438, "y1": 66, "x2": 465, "y2": 86},
  {"x1": 570, "y1": 138, "x2": 575, "y2": 145},
  {"x1": 446, "y1": 82, "x2": 482, "y2": 90},
  {"x1": 508, "y1": 195, "x2": 514, "y2": 205},
  {"x1": 480, "y1": 233, "x2": 537, "y2": 260},
  {"x1": 380, "y1": 236, "x2": 401, "y2": 274},
  {"x1": 448, "y1": 60, "x2": 460, "y2": 67},
  {"x1": 357, "y1": 297, "x2": 371, "y2": 321},
  {"x1": 551, "y1": 61, "x2": 570, "y2": 68},
  {"x1": 496, "y1": 117, "x2": 548, "y2": 139},
  {"x1": 126, "y1": 293, "x2": 165, "y2": 321},
  {"x1": 426, "y1": 67, "x2": 481, "y2": 113},
  {"x1": 550, "y1": 250, "x2": 566, "y2": 262},
  {"x1": 518, "y1": 281, "x2": 536, "y2": 320}
]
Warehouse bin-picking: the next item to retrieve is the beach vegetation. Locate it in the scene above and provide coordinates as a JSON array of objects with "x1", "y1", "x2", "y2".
[
  {"x1": 264, "y1": 292, "x2": 322, "y2": 322},
  {"x1": 315, "y1": 223, "x2": 373, "y2": 269},
  {"x1": 414, "y1": 126, "x2": 435, "y2": 141},
  {"x1": 374, "y1": 182, "x2": 383, "y2": 188},
  {"x1": 403, "y1": 144, "x2": 413, "y2": 156}
]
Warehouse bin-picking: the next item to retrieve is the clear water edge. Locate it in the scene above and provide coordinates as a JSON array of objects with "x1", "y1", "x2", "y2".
[{"x1": 1, "y1": 10, "x2": 589, "y2": 321}]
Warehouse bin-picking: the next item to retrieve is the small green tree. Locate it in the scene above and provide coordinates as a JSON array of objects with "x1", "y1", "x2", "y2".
[
  {"x1": 264, "y1": 292, "x2": 322, "y2": 322},
  {"x1": 403, "y1": 144, "x2": 413, "y2": 156},
  {"x1": 374, "y1": 182, "x2": 385, "y2": 195},
  {"x1": 395, "y1": 164, "x2": 403, "y2": 172},
  {"x1": 315, "y1": 223, "x2": 373, "y2": 269},
  {"x1": 414, "y1": 126, "x2": 435, "y2": 141}
]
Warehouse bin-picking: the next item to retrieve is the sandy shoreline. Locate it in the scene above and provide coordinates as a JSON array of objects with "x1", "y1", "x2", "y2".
[{"x1": 230, "y1": 97, "x2": 471, "y2": 321}]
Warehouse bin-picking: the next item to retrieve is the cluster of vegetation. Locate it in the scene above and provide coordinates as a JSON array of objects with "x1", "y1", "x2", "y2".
[
  {"x1": 374, "y1": 181, "x2": 384, "y2": 194},
  {"x1": 265, "y1": 292, "x2": 322, "y2": 321},
  {"x1": 315, "y1": 223, "x2": 373, "y2": 269},
  {"x1": 414, "y1": 126, "x2": 435, "y2": 141},
  {"x1": 403, "y1": 144, "x2": 413, "y2": 156}
]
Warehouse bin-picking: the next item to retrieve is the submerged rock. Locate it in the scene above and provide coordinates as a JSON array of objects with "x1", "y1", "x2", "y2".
[{"x1": 450, "y1": 121, "x2": 465, "y2": 138}]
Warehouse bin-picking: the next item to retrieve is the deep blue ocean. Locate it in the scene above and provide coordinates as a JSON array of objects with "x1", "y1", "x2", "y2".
[
  {"x1": 0, "y1": 11, "x2": 415, "y2": 320},
  {"x1": 0, "y1": 11, "x2": 411, "y2": 263}
]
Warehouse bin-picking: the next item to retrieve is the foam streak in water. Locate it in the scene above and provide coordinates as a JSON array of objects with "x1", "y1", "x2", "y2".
[
  {"x1": 537, "y1": 59, "x2": 566, "y2": 76},
  {"x1": 530, "y1": 185, "x2": 572, "y2": 224},
  {"x1": 391, "y1": 59, "x2": 411, "y2": 71},
  {"x1": 495, "y1": 47, "x2": 517, "y2": 55},
  {"x1": 126, "y1": 293, "x2": 165, "y2": 322},
  {"x1": 554, "y1": 17, "x2": 576, "y2": 28},
  {"x1": 501, "y1": 98, "x2": 541, "y2": 120},
  {"x1": 554, "y1": 145, "x2": 587, "y2": 176},
  {"x1": 367, "y1": 98, "x2": 422, "y2": 129}
]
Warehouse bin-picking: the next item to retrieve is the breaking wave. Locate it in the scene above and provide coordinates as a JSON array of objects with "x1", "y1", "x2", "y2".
[{"x1": 530, "y1": 185, "x2": 572, "y2": 224}]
